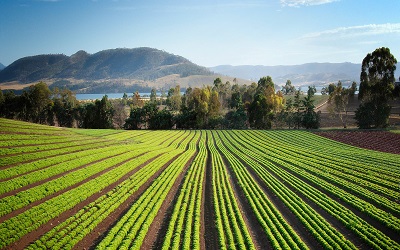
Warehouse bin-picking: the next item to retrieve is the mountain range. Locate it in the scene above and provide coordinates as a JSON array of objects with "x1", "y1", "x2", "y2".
[
  {"x1": 1, "y1": 48, "x2": 398, "y2": 93},
  {"x1": 209, "y1": 63, "x2": 365, "y2": 86},
  {"x1": 0, "y1": 63, "x2": 5, "y2": 71},
  {"x1": 0, "y1": 47, "x2": 212, "y2": 82}
]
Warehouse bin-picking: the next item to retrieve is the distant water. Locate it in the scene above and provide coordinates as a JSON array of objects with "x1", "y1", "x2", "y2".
[{"x1": 76, "y1": 93, "x2": 155, "y2": 100}]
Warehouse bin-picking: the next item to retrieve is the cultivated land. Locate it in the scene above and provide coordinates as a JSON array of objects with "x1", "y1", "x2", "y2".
[{"x1": 0, "y1": 118, "x2": 399, "y2": 250}]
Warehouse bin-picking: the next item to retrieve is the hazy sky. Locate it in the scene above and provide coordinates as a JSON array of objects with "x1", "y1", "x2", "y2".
[{"x1": 1, "y1": 0, "x2": 399, "y2": 67}]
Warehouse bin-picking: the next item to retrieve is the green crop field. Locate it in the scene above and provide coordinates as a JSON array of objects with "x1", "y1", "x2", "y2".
[{"x1": 0, "y1": 118, "x2": 399, "y2": 250}]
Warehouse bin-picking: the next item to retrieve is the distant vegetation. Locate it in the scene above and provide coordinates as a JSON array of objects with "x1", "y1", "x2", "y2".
[
  {"x1": 0, "y1": 47, "x2": 398, "y2": 130},
  {"x1": 0, "y1": 47, "x2": 212, "y2": 86}
]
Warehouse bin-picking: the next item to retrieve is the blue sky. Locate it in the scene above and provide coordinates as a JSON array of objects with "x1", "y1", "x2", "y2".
[{"x1": 0, "y1": 0, "x2": 399, "y2": 67}]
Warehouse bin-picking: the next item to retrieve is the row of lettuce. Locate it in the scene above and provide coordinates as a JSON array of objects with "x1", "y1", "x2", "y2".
[{"x1": 0, "y1": 118, "x2": 399, "y2": 249}]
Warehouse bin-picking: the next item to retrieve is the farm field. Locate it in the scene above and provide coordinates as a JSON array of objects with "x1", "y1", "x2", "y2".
[{"x1": 0, "y1": 118, "x2": 399, "y2": 250}]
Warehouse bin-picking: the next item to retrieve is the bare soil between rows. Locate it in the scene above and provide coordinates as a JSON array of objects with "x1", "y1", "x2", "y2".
[
  {"x1": 6, "y1": 153, "x2": 161, "y2": 250},
  {"x1": 315, "y1": 130, "x2": 400, "y2": 154}
]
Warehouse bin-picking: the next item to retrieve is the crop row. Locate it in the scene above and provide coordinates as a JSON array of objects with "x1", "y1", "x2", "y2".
[
  {"x1": 0, "y1": 139, "x2": 110, "y2": 167},
  {"x1": 219, "y1": 130, "x2": 356, "y2": 250},
  {"x1": 0, "y1": 146, "x2": 172, "y2": 248},
  {"x1": 0, "y1": 144, "x2": 128, "y2": 180},
  {"x1": 206, "y1": 131, "x2": 255, "y2": 250},
  {"x1": 249, "y1": 131, "x2": 400, "y2": 230},
  {"x1": 266, "y1": 131, "x2": 400, "y2": 188},
  {"x1": 95, "y1": 132, "x2": 199, "y2": 249},
  {"x1": 232, "y1": 130, "x2": 400, "y2": 249},
  {"x1": 27, "y1": 147, "x2": 184, "y2": 250},
  {"x1": 280, "y1": 130, "x2": 400, "y2": 174},
  {"x1": 162, "y1": 131, "x2": 206, "y2": 250},
  {"x1": 214, "y1": 131, "x2": 309, "y2": 250},
  {"x1": 0, "y1": 147, "x2": 157, "y2": 216}
]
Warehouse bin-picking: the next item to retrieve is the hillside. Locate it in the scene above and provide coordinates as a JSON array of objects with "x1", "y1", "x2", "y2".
[
  {"x1": 210, "y1": 63, "x2": 363, "y2": 86},
  {"x1": 0, "y1": 48, "x2": 214, "y2": 92}
]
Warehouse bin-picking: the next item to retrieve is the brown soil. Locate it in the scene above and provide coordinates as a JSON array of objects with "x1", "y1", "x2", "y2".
[
  {"x1": 223, "y1": 137, "x2": 323, "y2": 250},
  {"x1": 228, "y1": 133, "x2": 370, "y2": 249},
  {"x1": 75, "y1": 152, "x2": 178, "y2": 250},
  {"x1": 0, "y1": 151, "x2": 127, "y2": 201},
  {"x1": 143, "y1": 149, "x2": 199, "y2": 249},
  {"x1": 146, "y1": 132, "x2": 201, "y2": 249},
  {"x1": 274, "y1": 160, "x2": 400, "y2": 245},
  {"x1": 315, "y1": 130, "x2": 400, "y2": 154},
  {"x1": 0, "y1": 141, "x2": 109, "y2": 170},
  {"x1": 316, "y1": 96, "x2": 400, "y2": 128},
  {"x1": 202, "y1": 135, "x2": 218, "y2": 250},
  {"x1": 0, "y1": 139, "x2": 105, "y2": 159},
  {"x1": 6, "y1": 152, "x2": 162, "y2": 250},
  {"x1": 217, "y1": 143, "x2": 271, "y2": 250}
]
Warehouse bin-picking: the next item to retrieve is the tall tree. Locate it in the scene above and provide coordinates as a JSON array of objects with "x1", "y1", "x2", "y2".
[
  {"x1": 52, "y1": 88, "x2": 78, "y2": 127},
  {"x1": 150, "y1": 88, "x2": 157, "y2": 103},
  {"x1": 248, "y1": 76, "x2": 283, "y2": 129},
  {"x1": 95, "y1": 95, "x2": 114, "y2": 129},
  {"x1": 327, "y1": 81, "x2": 350, "y2": 128},
  {"x1": 28, "y1": 82, "x2": 52, "y2": 124},
  {"x1": 132, "y1": 91, "x2": 144, "y2": 108},
  {"x1": 0, "y1": 89, "x2": 4, "y2": 116},
  {"x1": 301, "y1": 86, "x2": 320, "y2": 129},
  {"x1": 166, "y1": 85, "x2": 182, "y2": 111},
  {"x1": 281, "y1": 80, "x2": 296, "y2": 95},
  {"x1": 356, "y1": 47, "x2": 397, "y2": 128}
]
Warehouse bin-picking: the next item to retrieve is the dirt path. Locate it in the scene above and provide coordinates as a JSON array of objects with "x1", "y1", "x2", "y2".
[{"x1": 202, "y1": 134, "x2": 218, "y2": 250}]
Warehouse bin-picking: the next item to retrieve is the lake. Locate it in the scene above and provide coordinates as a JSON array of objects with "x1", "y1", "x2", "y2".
[{"x1": 76, "y1": 93, "x2": 157, "y2": 100}]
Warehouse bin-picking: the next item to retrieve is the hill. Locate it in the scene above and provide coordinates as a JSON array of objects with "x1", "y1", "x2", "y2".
[
  {"x1": 0, "y1": 63, "x2": 5, "y2": 71},
  {"x1": 210, "y1": 63, "x2": 363, "y2": 86},
  {"x1": 0, "y1": 48, "x2": 215, "y2": 92}
]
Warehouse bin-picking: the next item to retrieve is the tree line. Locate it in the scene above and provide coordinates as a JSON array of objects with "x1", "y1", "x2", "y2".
[
  {"x1": 0, "y1": 76, "x2": 321, "y2": 130},
  {"x1": 0, "y1": 47, "x2": 397, "y2": 130}
]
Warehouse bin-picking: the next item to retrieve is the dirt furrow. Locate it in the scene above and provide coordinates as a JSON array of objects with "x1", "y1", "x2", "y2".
[
  {"x1": 0, "y1": 151, "x2": 128, "y2": 200},
  {"x1": 202, "y1": 134, "x2": 218, "y2": 250},
  {"x1": 7, "y1": 153, "x2": 162, "y2": 250},
  {"x1": 215, "y1": 139, "x2": 271, "y2": 250}
]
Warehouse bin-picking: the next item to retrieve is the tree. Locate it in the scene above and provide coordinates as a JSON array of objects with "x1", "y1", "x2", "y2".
[
  {"x1": 166, "y1": 85, "x2": 182, "y2": 111},
  {"x1": 0, "y1": 89, "x2": 4, "y2": 116},
  {"x1": 148, "y1": 109, "x2": 174, "y2": 129},
  {"x1": 150, "y1": 88, "x2": 157, "y2": 103},
  {"x1": 248, "y1": 77, "x2": 283, "y2": 129},
  {"x1": 349, "y1": 81, "x2": 357, "y2": 97},
  {"x1": 301, "y1": 86, "x2": 320, "y2": 129},
  {"x1": 327, "y1": 81, "x2": 350, "y2": 128},
  {"x1": 356, "y1": 47, "x2": 397, "y2": 128},
  {"x1": 213, "y1": 78, "x2": 231, "y2": 108},
  {"x1": 52, "y1": 88, "x2": 78, "y2": 127},
  {"x1": 132, "y1": 91, "x2": 144, "y2": 108},
  {"x1": 124, "y1": 107, "x2": 144, "y2": 130},
  {"x1": 111, "y1": 99, "x2": 128, "y2": 129},
  {"x1": 27, "y1": 82, "x2": 52, "y2": 124},
  {"x1": 281, "y1": 80, "x2": 296, "y2": 95},
  {"x1": 95, "y1": 95, "x2": 114, "y2": 129}
]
